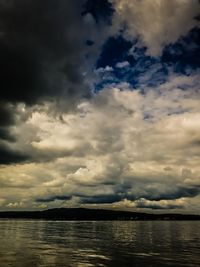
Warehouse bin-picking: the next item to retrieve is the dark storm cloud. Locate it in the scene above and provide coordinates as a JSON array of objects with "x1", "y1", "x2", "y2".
[
  {"x1": 0, "y1": 0, "x2": 94, "y2": 164},
  {"x1": 76, "y1": 184, "x2": 200, "y2": 205},
  {"x1": 0, "y1": 143, "x2": 29, "y2": 164},
  {"x1": 0, "y1": 103, "x2": 15, "y2": 126},
  {"x1": 0, "y1": 128, "x2": 14, "y2": 142},
  {"x1": 0, "y1": 103, "x2": 16, "y2": 141},
  {"x1": 143, "y1": 185, "x2": 200, "y2": 201},
  {"x1": 80, "y1": 194, "x2": 122, "y2": 204},
  {"x1": 33, "y1": 182, "x2": 200, "y2": 207},
  {"x1": 0, "y1": 0, "x2": 89, "y2": 105}
]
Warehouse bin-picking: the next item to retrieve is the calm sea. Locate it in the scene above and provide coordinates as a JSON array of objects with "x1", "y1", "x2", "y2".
[{"x1": 0, "y1": 220, "x2": 199, "y2": 267}]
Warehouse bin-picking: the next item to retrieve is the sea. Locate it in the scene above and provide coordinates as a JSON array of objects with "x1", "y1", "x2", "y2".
[{"x1": 0, "y1": 220, "x2": 199, "y2": 267}]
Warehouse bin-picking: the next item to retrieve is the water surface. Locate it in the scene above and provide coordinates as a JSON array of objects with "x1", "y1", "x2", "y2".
[{"x1": 0, "y1": 220, "x2": 199, "y2": 267}]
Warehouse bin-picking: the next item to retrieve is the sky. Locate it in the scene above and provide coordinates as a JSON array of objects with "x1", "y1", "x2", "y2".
[{"x1": 0, "y1": 0, "x2": 200, "y2": 213}]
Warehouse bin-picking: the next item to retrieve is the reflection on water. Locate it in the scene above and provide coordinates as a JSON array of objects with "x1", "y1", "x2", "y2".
[{"x1": 0, "y1": 220, "x2": 199, "y2": 267}]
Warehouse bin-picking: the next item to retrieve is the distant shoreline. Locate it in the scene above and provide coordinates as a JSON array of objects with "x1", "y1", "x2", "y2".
[{"x1": 0, "y1": 208, "x2": 199, "y2": 221}]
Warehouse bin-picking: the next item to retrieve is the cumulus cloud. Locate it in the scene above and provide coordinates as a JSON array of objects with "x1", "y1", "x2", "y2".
[
  {"x1": 111, "y1": 0, "x2": 200, "y2": 56},
  {"x1": 0, "y1": 72, "x2": 199, "y2": 212}
]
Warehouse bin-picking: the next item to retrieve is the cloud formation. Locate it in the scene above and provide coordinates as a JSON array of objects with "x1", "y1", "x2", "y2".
[
  {"x1": 0, "y1": 72, "x2": 199, "y2": 212},
  {"x1": 111, "y1": 0, "x2": 200, "y2": 56},
  {"x1": 0, "y1": 0, "x2": 112, "y2": 164}
]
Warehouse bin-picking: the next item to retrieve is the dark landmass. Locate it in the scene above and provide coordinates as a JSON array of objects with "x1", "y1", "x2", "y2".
[{"x1": 0, "y1": 208, "x2": 200, "y2": 220}]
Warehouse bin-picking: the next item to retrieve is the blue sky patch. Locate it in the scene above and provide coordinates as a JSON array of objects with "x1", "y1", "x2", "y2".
[
  {"x1": 95, "y1": 27, "x2": 200, "y2": 91},
  {"x1": 95, "y1": 35, "x2": 169, "y2": 90},
  {"x1": 96, "y1": 35, "x2": 135, "y2": 68}
]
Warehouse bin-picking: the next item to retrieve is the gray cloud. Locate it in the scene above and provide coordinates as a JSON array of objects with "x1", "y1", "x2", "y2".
[{"x1": 36, "y1": 195, "x2": 72, "y2": 203}]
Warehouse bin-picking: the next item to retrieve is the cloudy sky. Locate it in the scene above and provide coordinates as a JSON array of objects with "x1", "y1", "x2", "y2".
[{"x1": 0, "y1": 0, "x2": 200, "y2": 213}]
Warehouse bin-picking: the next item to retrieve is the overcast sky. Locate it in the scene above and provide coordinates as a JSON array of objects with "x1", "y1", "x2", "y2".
[{"x1": 0, "y1": 0, "x2": 200, "y2": 213}]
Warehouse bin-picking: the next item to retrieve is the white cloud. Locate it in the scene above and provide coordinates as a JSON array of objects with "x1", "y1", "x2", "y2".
[
  {"x1": 95, "y1": 66, "x2": 113, "y2": 74},
  {"x1": 111, "y1": 0, "x2": 200, "y2": 56},
  {"x1": 116, "y1": 61, "x2": 130, "y2": 68}
]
